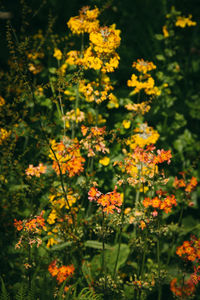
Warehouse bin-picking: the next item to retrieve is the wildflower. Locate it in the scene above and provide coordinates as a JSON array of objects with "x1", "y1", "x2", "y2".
[
  {"x1": 175, "y1": 15, "x2": 196, "y2": 28},
  {"x1": 99, "y1": 156, "x2": 110, "y2": 166},
  {"x1": 48, "y1": 260, "x2": 75, "y2": 284},
  {"x1": 53, "y1": 48, "x2": 62, "y2": 60},
  {"x1": 132, "y1": 59, "x2": 156, "y2": 74},
  {"x1": 143, "y1": 193, "x2": 176, "y2": 214},
  {"x1": 49, "y1": 138, "x2": 85, "y2": 177},
  {"x1": 125, "y1": 102, "x2": 151, "y2": 115},
  {"x1": 0, "y1": 128, "x2": 11, "y2": 146},
  {"x1": 162, "y1": 25, "x2": 169, "y2": 38},
  {"x1": 67, "y1": 6, "x2": 100, "y2": 35},
  {"x1": 25, "y1": 163, "x2": 46, "y2": 177},
  {"x1": 126, "y1": 123, "x2": 159, "y2": 149},
  {"x1": 88, "y1": 186, "x2": 122, "y2": 214},
  {"x1": 122, "y1": 120, "x2": 131, "y2": 129},
  {"x1": 170, "y1": 277, "x2": 196, "y2": 298},
  {"x1": 0, "y1": 96, "x2": 5, "y2": 106}
]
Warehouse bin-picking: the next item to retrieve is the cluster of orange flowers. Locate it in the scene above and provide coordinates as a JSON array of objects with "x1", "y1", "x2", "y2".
[
  {"x1": 49, "y1": 138, "x2": 85, "y2": 177},
  {"x1": 118, "y1": 145, "x2": 172, "y2": 187},
  {"x1": 171, "y1": 236, "x2": 200, "y2": 297},
  {"x1": 14, "y1": 212, "x2": 45, "y2": 233},
  {"x1": 88, "y1": 186, "x2": 122, "y2": 214},
  {"x1": 143, "y1": 190, "x2": 177, "y2": 214},
  {"x1": 25, "y1": 163, "x2": 46, "y2": 177},
  {"x1": 176, "y1": 236, "x2": 200, "y2": 262},
  {"x1": 80, "y1": 125, "x2": 109, "y2": 157},
  {"x1": 48, "y1": 260, "x2": 75, "y2": 284},
  {"x1": 174, "y1": 173, "x2": 198, "y2": 193},
  {"x1": 14, "y1": 212, "x2": 46, "y2": 249},
  {"x1": 170, "y1": 277, "x2": 195, "y2": 298}
]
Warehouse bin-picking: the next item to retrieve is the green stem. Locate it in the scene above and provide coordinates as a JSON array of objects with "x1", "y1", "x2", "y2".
[
  {"x1": 140, "y1": 230, "x2": 147, "y2": 281},
  {"x1": 166, "y1": 205, "x2": 184, "y2": 265},
  {"x1": 157, "y1": 219, "x2": 162, "y2": 300},
  {"x1": 101, "y1": 210, "x2": 106, "y2": 292},
  {"x1": 113, "y1": 184, "x2": 126, "y2": 278}
]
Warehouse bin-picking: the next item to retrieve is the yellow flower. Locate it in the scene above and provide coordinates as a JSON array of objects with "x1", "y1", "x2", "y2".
[
  {"x1": 99, "y1": 156, "x2": 110, "y2": 166},
  {"x1": 67, "y1": 6, "x2": 100, "y2": 35},
  {"x1": 132, "y1": 59, "x2": 156, "y2": 74},
  {"x1": 0, "y1": 96, "x2": 5, "y2": 106},
  {"x1": 175, "y1": 15, "x2": 196, "y2": 28},
  {"x1": 122, "y1": 120, "x2": 131, "y2": 129},
  {"x1": 162, "y1": 25, "x2": 169, "y2": 38},
  {"x1": 107, "y1": 93, "x2": 119, "y2": 109},
  {"x1": 0, "y1": 128, "x2": 11, "y2": 146},
  {"x1": 53, "y1": 48, "x2": 62, "y2": 60}
]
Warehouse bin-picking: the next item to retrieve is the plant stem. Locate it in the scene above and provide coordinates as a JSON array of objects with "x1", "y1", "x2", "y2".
[
  {"x1": 157, "y1": 219, "x2": 162, "y2": 300},
  {"x1": 166, "y1": 204, "x2": 184, "y2": 265},
  {"x1": 113, "y1": 184, "x2": 126, "y2": 279}
]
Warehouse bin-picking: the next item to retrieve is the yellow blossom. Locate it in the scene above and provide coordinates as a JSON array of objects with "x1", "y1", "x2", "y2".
[
  {"x1": 0, "y1": 96, "x2": 5, "y2": 106},
  {"x1": 99, "y1": 156, "x2": 110, "y2": 166},
  {"x1": 53, "y1": 48, "x2": 62, "y2": 60},
  {"x1": 67, "y1": 6, "x2": 100, "y2": 35},
  {"x1": 132, "y1": 59, "x2": 156, "y2": 74},
  {"x1": 0, "y1": 128, "x2": 11, "y2": 146},
  {"x1": 162, "y1": 25, "x2": 169, "y2": 38},
  {"x1": 175, "y1": 15, "x2": 196, "y2": 28},
  {"x1": 122, "y1": 120, "x2": 131, "y2": 129},
  {"x1": 107, "y1": 93, "x2": 119, "y2": 109}
]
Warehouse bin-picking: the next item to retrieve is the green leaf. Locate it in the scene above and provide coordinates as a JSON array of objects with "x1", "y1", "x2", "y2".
[
  {"x1": 104, "y1": 243, "x2": 130, "y2": 273},
  {"x1": 84, "y1": 240, "x2": 111, "y2": 250},
  {"x1": 156, "y1": 54, "x2": 165, "y2": 61},
  {"x1": 49, "y1": 241, "x2": 72, "y2": 251}
]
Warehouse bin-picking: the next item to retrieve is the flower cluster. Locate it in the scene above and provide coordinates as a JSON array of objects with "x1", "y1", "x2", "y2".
[
  {"x1": 126, "y1": 123, "x2": 160, "y2": 149},
  {"x1": 25, "y1": 163, "x2": 46, "y2": 177},
  {"x1": 143, "y1": 190, "x2": 177, "y2": 214},
  {"x1": 67, "y1": 6, "x2": 99, "y2": 35},
  {"x1": 49, "y1": 138, "x2": 85, "y2": 177},
  {"x1": 14, "y1": 213, "x2": 45, "y2": 233},
  {"x1": 88, "y1": 186, "x2": 122, "y2": 214},
  {"x1": 125, "y1": 102, "x2": 151, "y2": 115},
  {"x1": 174, "y1": 173, "x2": 198, "y2": 193},
  {"x1": 14, "y1": 212, "x2": 46, "y2": 249},
  {"x1": 127, "y1": 59, "x2": 160, "y2": 96},
  {"x1": 117, "y1": 145, "x2": 171, "y2": 187},
  {"x1": 170, "y1": 277, "x2": 195, "y2": 298},
  {"x1": 80, "y1": 125, "x2": 109, "y2": 157},
  {"x1": 79, "y1": 75, "x2": 114, "y2": 104},
  {"x1": 67, "y1": 7, "x2": 120, "y2": 73},
  {"x1": 47, "y1": 189, "x2": 77, "y2": 225},
  {"x1": 64, "y1": 108, "x2": 85, "y2": 128},
  {"x1": 175, "y1": 15, "x2": 196, "y2": 28},
  {"x1": 48, "y1": 260, "x2": 75, "y2": 284},
  {"x1": 0, "y1": 128, "x2": 11, "y2": 146},
  {"x1": 176, "y1": 237, "x2": 200, "y2": 262}
]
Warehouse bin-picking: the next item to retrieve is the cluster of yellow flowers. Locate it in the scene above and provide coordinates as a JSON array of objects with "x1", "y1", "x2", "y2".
[
  {"x1": 125, "y1": 101, "x2": 151, "y2": 115},
  {"x1": 0, "y1": 128, "x2": 11, "y2": 146},
  {"x1": 79, "y1": 75, "x2": 114, "y2": 104},
  {"x1": 126, "y1": 123, "x2": 160, "y2": 150},
  {"x1": 175, "y1": 15, "x2": 196, "y2": 28},
  {"x1": 67, "y1": 6, "x2": 121, "y2": 73},
  {"x1": 46, "y1": 189, "x2": 78, "y2": 247},
  {"x1": 64, "y1": 108, "x2": 85, "y2": 128},
  {"x1": 127, "y1": 59, "x2": 161, "y2": 96},
  {"x1": 67, "y1": 6, "x2": 100, "y2": 35}
]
